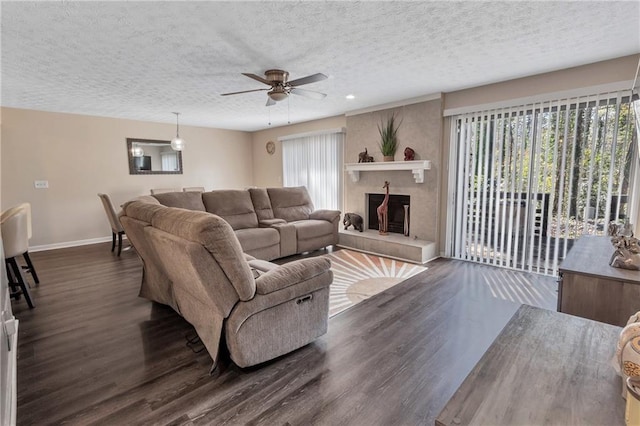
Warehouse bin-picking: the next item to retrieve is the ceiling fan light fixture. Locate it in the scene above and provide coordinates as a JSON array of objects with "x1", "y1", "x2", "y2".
[
  {"x1": 268, "y1": 90, "x2": 289, "y2": 102},
  {"x1": 171, "y1": 112, "x2": 185, "y2": 151},
  {"x1": 222, "y1": 69, "x2": 327, "y2": 106}
]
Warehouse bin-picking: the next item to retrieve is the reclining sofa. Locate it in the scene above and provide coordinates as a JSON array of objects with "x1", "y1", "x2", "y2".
[
  {"x1": 119, "y1": 200, "x2": 333, "y2": 369},
  {"x1": 137, "y1": 186, "x2": 340, "y2": 261}
]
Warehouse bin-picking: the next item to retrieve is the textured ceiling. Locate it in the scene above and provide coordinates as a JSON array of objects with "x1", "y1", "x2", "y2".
[{"x1": 2, "y1": 1, "x2": 639, "y2": 131}]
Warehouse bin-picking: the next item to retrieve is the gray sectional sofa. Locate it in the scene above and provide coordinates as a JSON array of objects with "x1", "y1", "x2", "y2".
[
  {"x1": 138, "y1": 186, "x2": 340, "y2": 261},
  {"x1": 119, "y1": 200, "x2": 333, "y2": 369}
]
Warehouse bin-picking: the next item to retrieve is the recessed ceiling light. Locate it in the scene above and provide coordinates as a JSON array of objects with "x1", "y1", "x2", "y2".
[{"x1": 346, "y1": 94, "x2": 355, "y2": 100}]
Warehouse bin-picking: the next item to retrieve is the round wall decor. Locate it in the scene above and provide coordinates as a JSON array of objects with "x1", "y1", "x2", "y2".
[{"x1": 266, "y1": 140, "x2": 276, "y2": 155}]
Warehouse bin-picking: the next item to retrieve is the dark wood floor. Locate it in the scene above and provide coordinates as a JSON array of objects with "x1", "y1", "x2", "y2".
[{"x1": 14, "y1": 243, "x2": 557, "y2": 425}]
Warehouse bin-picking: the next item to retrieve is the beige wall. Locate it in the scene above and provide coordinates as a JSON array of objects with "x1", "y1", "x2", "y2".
[
  {"x1": 1, "y1": 107, "x2": 253, "y2": 248},
  {"x1": 345, "y1": 99, "x2": 443, "y2": 243},
  {"x1": 251, "y1": 115, "x2": 346, "y2": 187},
  {"x1": 444, "y1": 54, "x2": 640, "y2": 112}
]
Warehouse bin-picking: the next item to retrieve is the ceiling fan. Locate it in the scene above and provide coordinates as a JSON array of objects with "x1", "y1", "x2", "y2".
[{"x1": 221, "y1": 69, "x2": 328, "y2": 106}]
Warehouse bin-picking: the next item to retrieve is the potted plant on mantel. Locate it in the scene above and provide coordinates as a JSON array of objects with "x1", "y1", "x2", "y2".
[{"x1": 378, "y1": 114, "x2": 402, "y2": 161}]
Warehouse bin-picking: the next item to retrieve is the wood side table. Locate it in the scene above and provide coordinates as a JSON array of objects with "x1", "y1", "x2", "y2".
[{"x1": 558, "y1": 235, "x2": 640, "y2": 327}]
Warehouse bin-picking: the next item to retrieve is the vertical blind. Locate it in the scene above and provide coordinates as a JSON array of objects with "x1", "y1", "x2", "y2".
[
  {"x1": 282, "y1": 131, "x2": 344, "y2": 210},
  {"x1": 450, "y1": 92, "x2": 638, "y2": 275},
  {"x1": 161, "y1": 151, "x2": 178, "y2": 172}
]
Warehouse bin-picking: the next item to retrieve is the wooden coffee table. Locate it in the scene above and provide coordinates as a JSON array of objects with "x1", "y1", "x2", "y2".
[{"x1": 436, "y1": 305, "x2": 625, "y2": 425}]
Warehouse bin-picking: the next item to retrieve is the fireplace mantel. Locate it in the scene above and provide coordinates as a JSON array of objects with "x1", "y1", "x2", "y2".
[{"x1": 345, "y1": 160, "x2": 432, "y2": 183}]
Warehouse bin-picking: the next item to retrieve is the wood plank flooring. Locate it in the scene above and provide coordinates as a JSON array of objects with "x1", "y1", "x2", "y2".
[{"x1": 13, "y1": 243, "x2": 557, "y2": 425}]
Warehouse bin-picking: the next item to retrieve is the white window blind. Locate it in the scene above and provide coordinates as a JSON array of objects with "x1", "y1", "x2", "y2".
[
  {"x1": 281, "y1": 131, "x2": 344, "y2": 210},
  {"x1": 450, "y1": 92, "x2": 638, "y2": 275},
  {"x1": 161, "y1": 151, "x2": 178, "y2": 172}
]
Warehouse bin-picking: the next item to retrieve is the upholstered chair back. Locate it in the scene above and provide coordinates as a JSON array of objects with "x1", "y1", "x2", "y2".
[
  {"x1": 1, "y1": 203, "x2": 32, "y2": 240},
  {"x1": 120, "y1": 201, "x2": 176, "y2": 310},
  {"x1": 248, "y1": 187, "x2": 275, "y2": 221},
  {"x1": 151, "y1": 191, "x2": 206, "y2": 211},
  {"x1": 267, "y1": 186, "x2": 315, "y2": 222},
  {"x1": 150, "y1": 207, "x2": 257, "y2": 304},
  {"x1": 202, "y1": 190, "x2": 259, "y2": 230},
  {"x1": 150, "y1": 188, "x2": 181, "y2": 195},
  {"x1": 183, "y1": 186, "x2": 205, "y2": 192},
  {"x1": 1, "y1": 208, "x2": 29, "y2": 259},
  {"x1": 98, "y1": 193, "x2": 124, "y2": 234}
]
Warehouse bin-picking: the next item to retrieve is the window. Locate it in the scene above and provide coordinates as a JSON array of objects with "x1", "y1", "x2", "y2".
[
  {"x1": 449, "y1": 92, "x2": 638, "y2": 275},
  {"x1": 281, "y1": 130, "x2": 345, "y2": 210},
  {"x1": 161, "y1": 151, "x2": 179, "y2": 172}
]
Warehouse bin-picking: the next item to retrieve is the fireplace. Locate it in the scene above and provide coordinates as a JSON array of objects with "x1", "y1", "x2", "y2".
[{"x1": 367, "y1": 194, "x2": 410, "y2": 235}]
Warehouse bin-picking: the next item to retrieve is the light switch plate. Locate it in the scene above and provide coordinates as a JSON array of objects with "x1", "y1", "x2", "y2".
[{"x1": 34, "y1": 180, "x2": 48, "y2": 189}]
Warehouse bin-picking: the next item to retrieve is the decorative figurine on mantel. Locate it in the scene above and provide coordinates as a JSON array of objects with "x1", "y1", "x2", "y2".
[
  {"x1": 358, "y1": 148, "x2": 374, "y2": 163},
  {"x1": 609, "y1": 222, "x2": 640, "y2": 270},
  {"x1": 404, "y1": 147, "x2": 416, "y2": 161},
  {"x1": 377, "y1": 181, "x2": 390, "y2": 235}
]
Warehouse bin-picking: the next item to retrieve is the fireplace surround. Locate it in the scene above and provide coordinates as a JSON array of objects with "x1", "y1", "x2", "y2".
[{"x1": 367, "y1": 194, "x2": 410, "y2": 235}]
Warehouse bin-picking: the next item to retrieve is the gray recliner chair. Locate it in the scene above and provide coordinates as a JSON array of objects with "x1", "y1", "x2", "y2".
[{"x1": 120, "y1": 201, "x2": 333, "y2": 370}]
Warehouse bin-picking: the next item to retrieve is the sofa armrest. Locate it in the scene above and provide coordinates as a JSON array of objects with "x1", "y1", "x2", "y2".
[
  {"x1": 248, "y1": 259, "x2": 278, "y2": 273},
  {"x1": 309, "y1": 209, "x2": 341, "y2": 223},
  {"x1": 259, "y1": 218, "x2": 287, "y2": 227},
  {"x1": 255, "y1": 257, "x2": 331, "y2": 295}
]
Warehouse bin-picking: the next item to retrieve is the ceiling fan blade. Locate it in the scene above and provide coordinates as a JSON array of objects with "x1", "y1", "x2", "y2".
[
  {"x1": 266, "y1": 97, "x2": 276, "y2": 107},
  {"x1": 242, "y1": 73, "x2": 273, "y2": 86},
  {"x1": 290, "y1": 87, "x2": 327, "y2": 100},
  {"x1": 221, "y1": 88, "x2": 269, "y2": 96},
  {"x1": 288, "y1": 73, "x2": 328, "y2": 87}
]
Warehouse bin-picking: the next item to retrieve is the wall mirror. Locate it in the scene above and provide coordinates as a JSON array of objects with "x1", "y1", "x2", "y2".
[{"x1": 127, "y1": 138, "x2": 183, "y2": 175}]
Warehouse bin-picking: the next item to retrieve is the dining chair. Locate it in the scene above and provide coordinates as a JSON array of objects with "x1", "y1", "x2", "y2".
[
  {"x1": 150, "y1": 188, "x2": 180, "y2": 195},
  {"x1": 98, "y1": 193, "x2": 125, "y2": 256},
  {"x1": 2, "y1": 207, "x2": 35, "y2": 308},
  {"x1": 1, "y1": 203, "x2": 39, "y2": 284},
  {"x1": 183, "y1": 187, "x2": 205, "y2": 192}
]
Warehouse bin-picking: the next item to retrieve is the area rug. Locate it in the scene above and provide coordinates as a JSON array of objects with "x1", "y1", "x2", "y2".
[{"x1": 325, "y1": 250, "x2": 428, "y2": 317}]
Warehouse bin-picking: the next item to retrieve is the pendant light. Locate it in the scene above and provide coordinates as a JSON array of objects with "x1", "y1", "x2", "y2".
[
  {"x1": 171, "y1": 112, "x2": 185, "y2": 151},
  {"x1": 131, "y1": 144, "x2": 144, "y2": 157}
]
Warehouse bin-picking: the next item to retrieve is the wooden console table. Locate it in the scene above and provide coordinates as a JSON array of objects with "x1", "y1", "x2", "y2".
[
  {"x1": 436, "y1": 305, "x2": 624, "y2": 426},
  {"x1": 558, "y1": 235, "x2": 640, "y2": 326}
]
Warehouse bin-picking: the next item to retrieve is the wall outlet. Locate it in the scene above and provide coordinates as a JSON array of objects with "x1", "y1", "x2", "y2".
[{"x1": 34, "y1": 180, "x2": 48, "y2": 189}]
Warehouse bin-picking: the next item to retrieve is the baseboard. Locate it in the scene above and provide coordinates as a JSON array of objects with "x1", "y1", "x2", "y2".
[{"x1": 30, "y1": 236, "x2": 128, "y2": 252}]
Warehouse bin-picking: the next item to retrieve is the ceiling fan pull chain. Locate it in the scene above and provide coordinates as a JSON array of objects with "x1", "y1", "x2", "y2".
[{"x1": 288, "y1": 97, "x2": 291, "y2": 124}]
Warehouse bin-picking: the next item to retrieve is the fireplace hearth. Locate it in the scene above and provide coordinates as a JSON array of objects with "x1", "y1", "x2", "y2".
[{"x1": 368, "y1": 194, "x2": 410, "y2": 235}]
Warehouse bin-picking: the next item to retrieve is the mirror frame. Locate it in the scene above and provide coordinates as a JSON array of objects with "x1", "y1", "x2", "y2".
[{"x1": 127, "y1": 138, "x2": 183, "y2": 175}]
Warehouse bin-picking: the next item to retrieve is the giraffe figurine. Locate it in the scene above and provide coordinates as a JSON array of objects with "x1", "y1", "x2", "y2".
[{"x1": 377, "y1": 181, "x2": 390, "y2": 235}]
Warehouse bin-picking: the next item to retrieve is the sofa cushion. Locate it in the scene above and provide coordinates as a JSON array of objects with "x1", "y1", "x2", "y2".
[
  {"x1": 235, "y1": 228, "x2": 280, "y2": 252},
  {"x1": 152, "y1": 192, "x2": 206, "y2": 211},
  {"x1": 267, "y1": 187, "x2": 314, "y2": 222},
  {"x1": 249, "y1": 188, "x2": 275, "y2": 220},
  {"x1": 202, "y1": 190, "x2": 259, "y2": 230},
  {"x1": 290, "y1": 219, "x2": 335, "y2": 240}
]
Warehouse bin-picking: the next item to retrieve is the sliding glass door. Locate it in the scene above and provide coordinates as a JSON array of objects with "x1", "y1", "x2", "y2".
[{"x1": 450, "y1": 93, "x2": 638, "y2": 275}]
